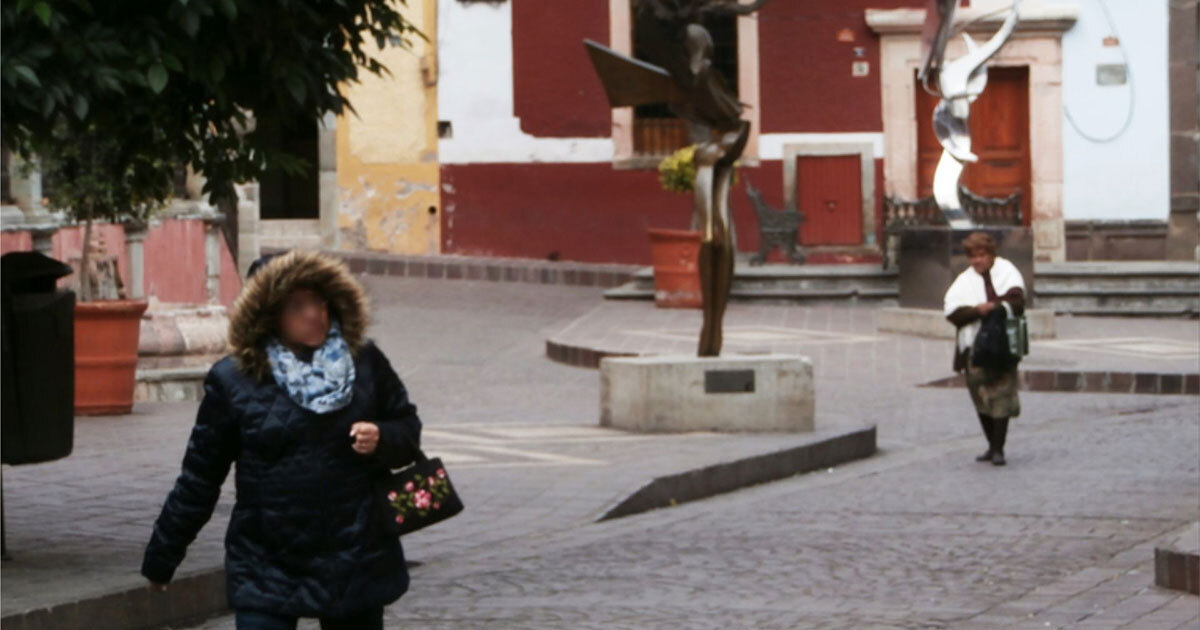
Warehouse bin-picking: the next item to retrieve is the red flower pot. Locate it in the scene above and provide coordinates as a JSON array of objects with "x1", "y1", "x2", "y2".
[
  {"x1": 74, "y1": 299, "x2": 149, "y2": 415},
  {"x1": 647, "y1": 228, "x2": 702, "y2": 309}
]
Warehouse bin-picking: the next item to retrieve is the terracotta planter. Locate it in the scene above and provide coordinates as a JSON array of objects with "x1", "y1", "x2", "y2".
[
  {"x1": 74, "y1": 299, "x2": 149, "y2": 415},
  {"x1": 647, "y1": 228, "x2": 702, "y2": 309}
]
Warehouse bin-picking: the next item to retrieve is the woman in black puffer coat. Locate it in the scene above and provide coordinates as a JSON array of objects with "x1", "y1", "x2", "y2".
[{"x1": 141, "y1": 250, "x2": 421, "y2": 630}]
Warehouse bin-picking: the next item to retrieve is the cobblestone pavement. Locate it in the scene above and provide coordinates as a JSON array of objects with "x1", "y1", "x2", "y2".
[
  {"x1": 546, "y1": 300, "x2": 1200, "y2": 383},
  {"x1": 191, "y1": 399, "x2": 1199, "y2": 629},
  {"x1": 2, "y1": 276, "x2": 1196, "y2": 628}
]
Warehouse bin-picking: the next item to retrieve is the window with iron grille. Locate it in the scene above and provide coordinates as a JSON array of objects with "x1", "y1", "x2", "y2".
[{"x1": 631, "y1": 3, "x2": 738, "y2": 158}]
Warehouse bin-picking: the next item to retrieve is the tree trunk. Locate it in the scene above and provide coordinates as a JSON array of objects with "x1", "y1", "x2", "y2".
[
  {"x1": 219, "y1": 194, "x2": 238, "y2": 265},
  {"x1": 78, "y1": 213, "x2": 93, "y2": 303}
]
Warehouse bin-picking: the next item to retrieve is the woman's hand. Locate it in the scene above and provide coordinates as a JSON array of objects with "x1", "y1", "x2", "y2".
[
  {"x1": 977, "y1": 301, "x2": 997, "y2": 316},
  {"x1": 147, "y1": 581, "x2": 168, "y2": 592},
  {"x1": 349, "y1": 422, "x2": 381, "y2": 455}
]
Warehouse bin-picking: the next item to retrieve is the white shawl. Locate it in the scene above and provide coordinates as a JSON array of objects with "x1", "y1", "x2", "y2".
[{"x1": 943, "y1": 256, "x2": 1026, "y2": 352}]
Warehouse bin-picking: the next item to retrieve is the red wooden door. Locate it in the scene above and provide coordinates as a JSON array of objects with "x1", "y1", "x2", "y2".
[
  {"x1": 797, "y1": 154, "x2": 862, "y2": 245},
  {"x1": 916, "y1": 65, "x2": 1031, "y2": 224}
]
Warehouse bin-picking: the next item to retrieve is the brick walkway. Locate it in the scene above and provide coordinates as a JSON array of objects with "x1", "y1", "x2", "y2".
[{"x1": 1, "y1": 275, "x2": 1196, "y2": 629}]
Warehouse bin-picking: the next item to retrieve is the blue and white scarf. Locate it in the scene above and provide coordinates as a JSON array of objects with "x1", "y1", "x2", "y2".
[{"x1": 266, "y1": 321, "x2": 356, "y2": 414}]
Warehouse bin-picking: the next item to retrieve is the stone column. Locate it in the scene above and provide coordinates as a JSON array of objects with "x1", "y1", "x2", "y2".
[
  {"x1": 0, "y1": 202, "x2": 24, "y2": 226},
  {"x1": 124, "y1": 222, "x2": 148, "y2": 300},
  {"x1": 201, "y1": 212, "x2": 224, "y2": 304},
  {"x1": 1167, "y1": 0, "x2": 1200, "y2": 260},
  {"x1": 235, "y1": 182, "x2": 261, "y2": 278},
  {"x1": 5, "y1": 154, "x2": 61, "y2": 250},
  {"x1": 6, "y1": 153, "x2": 47, "y2": 222},
  {"x1": 318, "y1": 112, "x2": 340, "y2": 250},
  {"x1": 1028, "y1": 42, "x2": 1067, "y2": 263},
  {"x1": 28, "y1": 224, "x2": 57, "y2": 255}
]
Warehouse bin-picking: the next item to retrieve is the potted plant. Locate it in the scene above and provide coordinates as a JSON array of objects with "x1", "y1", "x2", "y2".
[
  {"x1": 38, "y1": 126, "x2": 170, "y2": 415},
  {"x1": 650, "y1": 145, "x2": 704, "y2": 308},
  {"x1": 653, "y1": 145, "x2": 740, "y2": 308}
]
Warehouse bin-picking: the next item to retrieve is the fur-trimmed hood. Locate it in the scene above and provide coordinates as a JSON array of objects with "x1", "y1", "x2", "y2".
[{"x1": 228, "y1": 250, "x2": 369, "y2": 381}]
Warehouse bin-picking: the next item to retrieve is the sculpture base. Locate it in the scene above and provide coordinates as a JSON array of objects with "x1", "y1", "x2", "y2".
[
  {"x1": 600, "y1": 354, "x2": 814, "y2": 433},
  {"x1": 898, "y1": 226, "x2": 1035, "y2": 309}
]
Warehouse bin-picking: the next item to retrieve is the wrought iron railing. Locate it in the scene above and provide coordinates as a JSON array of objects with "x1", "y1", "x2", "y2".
[
  {"x1": 882, "y1": 186, "x2": 1022, "y2": 268},
  {"x1": 884, "y1": 187, "x2": 1022, "y2": 228}
]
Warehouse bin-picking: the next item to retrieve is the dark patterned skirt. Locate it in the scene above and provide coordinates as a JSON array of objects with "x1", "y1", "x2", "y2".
[{"x1": 965, "y1": 359, "x2": 1021, "y2": 419}]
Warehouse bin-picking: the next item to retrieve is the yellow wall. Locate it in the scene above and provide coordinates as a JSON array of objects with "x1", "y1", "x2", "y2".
[{"x1": 335, "y1": 0, "x2": 440, "y2": 254}]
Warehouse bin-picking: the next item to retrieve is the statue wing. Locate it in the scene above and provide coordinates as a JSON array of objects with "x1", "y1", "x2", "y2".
[{"x1": 584, "y1": 40, "x2": 683, "y2": 108}]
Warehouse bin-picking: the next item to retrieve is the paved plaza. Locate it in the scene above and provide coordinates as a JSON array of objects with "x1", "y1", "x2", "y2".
[{"x1": 1, "y1": 275, "x2": 1197, "y2": 628}]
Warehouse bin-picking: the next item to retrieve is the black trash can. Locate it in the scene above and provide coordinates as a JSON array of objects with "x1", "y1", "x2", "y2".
[{"x1": 1, "y1": 251, "x2": 76, "y2": 465}]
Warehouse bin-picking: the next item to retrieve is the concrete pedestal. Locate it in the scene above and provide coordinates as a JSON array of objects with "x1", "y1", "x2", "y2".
[
  {"x1": 600, "y1": 354, "x2": 814, "y2": 433},
  {"x1": 876, "y1": 306, "x2": 1056, "y2": 339},
  {"x1": 898, "y1": 226, "x2": 1035, "y2": 309}
]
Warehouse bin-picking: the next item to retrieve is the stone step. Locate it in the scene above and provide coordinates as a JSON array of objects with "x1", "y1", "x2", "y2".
[
  {"x1": 1032, "y1": 296, "x2": 1198, "y2": 317},
  {"x1": 607, "y1": 284, "x2": 898, "y2": 306},
  {"x1": 624, "y1": 264, "x2": 899, "y2": 295},
  {"x1": 1035, "y1": 261, "x2": 1200, "y2": 292},
  {"x1": 1036, "y1": 277, "x2": 1200, "y2": 291},
  {"x1": 610, "y1": 261, "x2": 1199, "y2": 316}
]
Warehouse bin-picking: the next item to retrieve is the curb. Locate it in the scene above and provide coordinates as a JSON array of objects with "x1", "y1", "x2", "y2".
[
  {"x1": 545, "y1": 339, "x2": 636, "y2": 369},
  {"x1": 1, "y1": 568, "x2": 227, "y2": 630},
  {"x1": 921, "y1": 370, "x2": 1200, "y2": 395},
  {"x1": 1154, "y1": 547, "x2": 1199, "y2": 595},
  {"x1": 1154, "y1": 521, "x2": 1200, "y2": 595},
  {"x1": 598, "y1": 426, "x2": 877, "y2": 521},
  {"x1": 266, "y1": 248, "x2": 639, "y2": 290}
]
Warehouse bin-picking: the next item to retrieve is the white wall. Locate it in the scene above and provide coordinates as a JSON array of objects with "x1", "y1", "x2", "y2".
[
  {"x1": 436, "y1": 0, "x2": 613, "y2": 164},
  {"x1": 1061, "y1": 0, "x2": 1170, "y2": 221}
]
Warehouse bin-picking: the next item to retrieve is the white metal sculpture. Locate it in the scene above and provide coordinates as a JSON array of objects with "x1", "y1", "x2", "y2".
[{"x1": 920, "y1": 0, "x2": 1022, "y2": 228}]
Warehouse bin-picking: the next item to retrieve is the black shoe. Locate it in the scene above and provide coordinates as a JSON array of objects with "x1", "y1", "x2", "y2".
[
  {"x1": 991, "y1": 452, "x2": 1006, "y2": 466},
  {"x1": 976, "y1": 450, "x2": 995, "y2": 462}
]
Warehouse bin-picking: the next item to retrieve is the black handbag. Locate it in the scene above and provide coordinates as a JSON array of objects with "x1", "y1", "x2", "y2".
[
  {"x1": 971, "y1": 307, "x2": 1016, "y2": 370},
  {"x1": 376, "y1": 449, "x2": 464, "y2": 537}
]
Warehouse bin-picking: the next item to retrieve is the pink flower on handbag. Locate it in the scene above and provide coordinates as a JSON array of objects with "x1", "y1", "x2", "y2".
[
  {"x1": 433, "y1": 502, "x2": 441, "y2": 510},
  {"x1": 437, "y1": 468, "x2": 446, "y2": 479},
  {"x1": 428, "y1": 477, "x2": 437, "y2": 487},
  {"x1": 394, "y1": 515, "x2": 404, "y2": 525},
  {"x1": 387, "y1": 491, "x2": 398, "y2": 502},
  {"x1": 404, "y1": 481, "x2": 415, "y2": 493},
  {"x1": 414, "y1": 490, "x2": 432, "y2": 509}
]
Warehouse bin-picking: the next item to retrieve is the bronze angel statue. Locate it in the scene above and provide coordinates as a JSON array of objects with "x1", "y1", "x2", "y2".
[{"x1": 585, "y1": 0, "x2": 765, "y2": 357}]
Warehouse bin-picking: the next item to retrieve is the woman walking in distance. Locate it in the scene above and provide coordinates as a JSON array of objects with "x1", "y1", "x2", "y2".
[{"x1": 944, "y1": 232, "x2": 1026, "y2": 466}]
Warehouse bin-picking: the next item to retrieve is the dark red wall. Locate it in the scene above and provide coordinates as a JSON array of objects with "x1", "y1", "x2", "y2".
[
  {"x1": 512, "y1": 0, "x2": 611, "y2": 138},
  {"x1": 441, "y1": 159, "x2": 887, "y2": 265},
  {"x1": 442, "y1": 162, "x2": 789, "y2": 265},
  {"x1": 758, "y1": 0, "x2": 921, "y2": 133}
]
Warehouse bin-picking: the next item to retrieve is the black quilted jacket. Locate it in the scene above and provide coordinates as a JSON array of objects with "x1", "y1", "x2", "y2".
[{"x1": 141, "y1": 252, "x2": 422, "y2": 617}]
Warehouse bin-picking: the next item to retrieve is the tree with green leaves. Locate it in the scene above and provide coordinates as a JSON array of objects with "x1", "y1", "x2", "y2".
[{"x1": 1, "y1": 0, "x2": 422, "y2": 298}]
